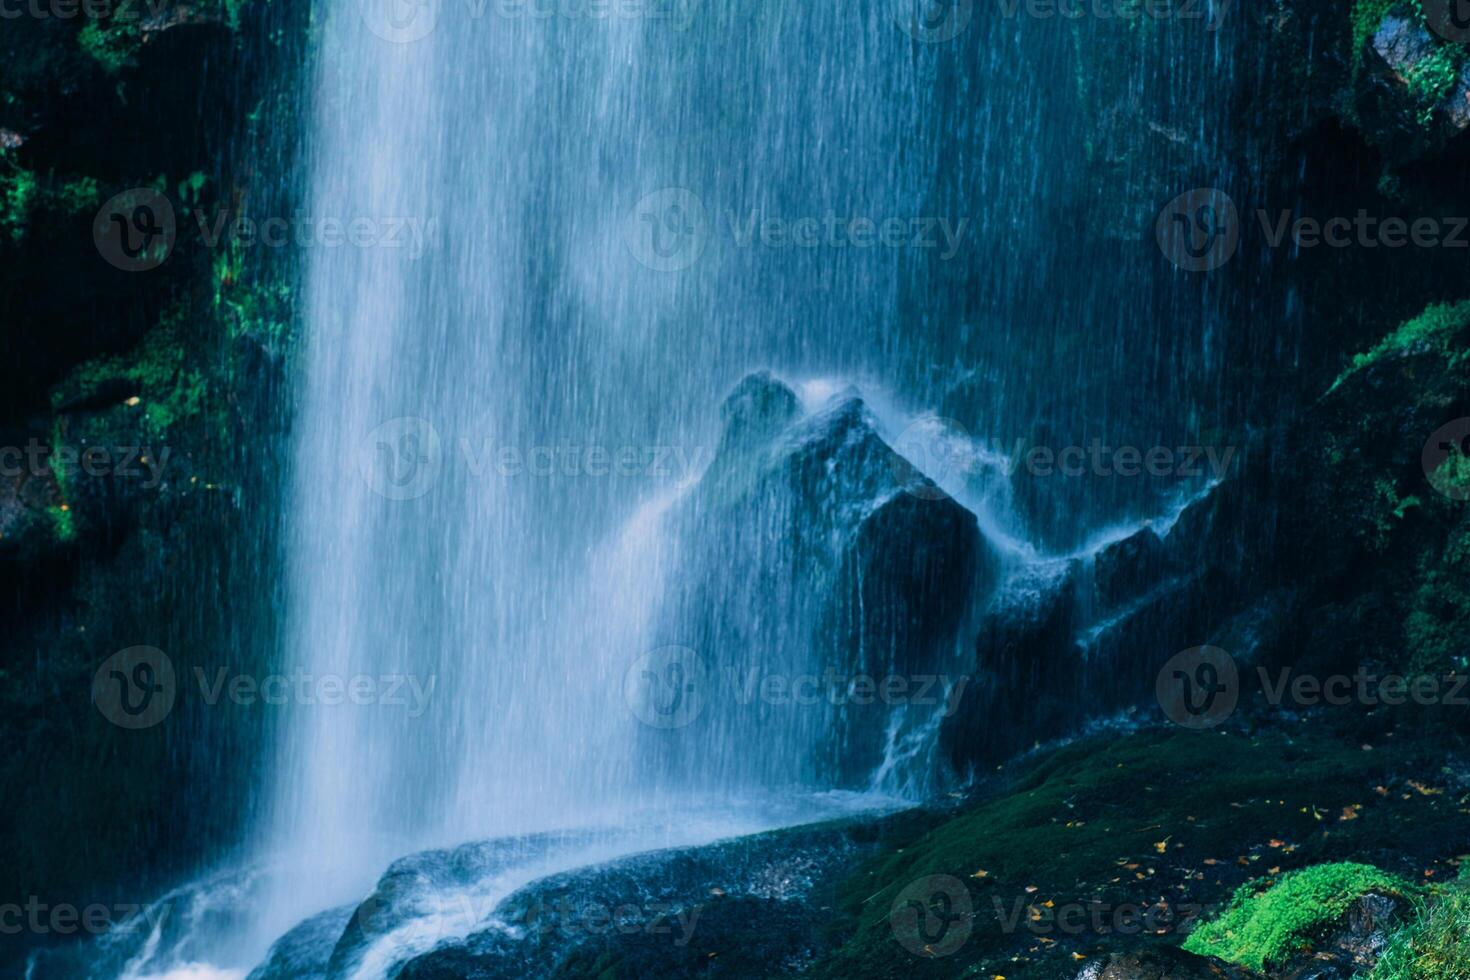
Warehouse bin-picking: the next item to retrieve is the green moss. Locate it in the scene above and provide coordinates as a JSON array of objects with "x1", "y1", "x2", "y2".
[
  {"x1": 1403, "y1": 520, "x2": 1470, "y2": 677},
  {"x1": 1183, "y1": 863, "x2": 1418, "y2": 971},
  {"x1": 1427, "y1": 453, "x2": 1470, "y2": 500},
  {"x1": 214, "y1": 247, "x2": 296, "y2": 354},
  {"x1": 1352, "y1": 0, "x2": 1399, "y2": 66},
  {"x1": 177, "y1": 171, "x2": 208, "y2": 206},
  {"x1": 1404, "y1": 45, "x2": 1462, "y2": 125},
  {"x1": 1364, "y1": 479, "x2": 1420, "y2": 553},
  {"x1": 46, "y1": 505, "x2": 77, "y2": 544},
  {"x1": 1370, "y1": 874, "x2": 1470, "y2": 980},
  {"x1": 52, "y1": 176, "x2": 101, "y2": 214},
  {"x1": 78, "y1": 20, "x2": 142, "y2": 75},
  {"x1": 1331, "y1": 301, "x2": 1470, "y2": 392},
  {"x1": 54, "y1": 307, "x2": 208, "y2": 439},
  {"x1": 1, "y1": 163, "x2": 37, "y2": 242},
  {"x1": 1350, "y1": 0, "x2": 1465, "y2": 125}
]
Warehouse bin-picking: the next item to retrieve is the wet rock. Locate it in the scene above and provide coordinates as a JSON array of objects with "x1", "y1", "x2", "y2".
[
  {"x1": 1276, "y1": 892, "x2": 1405, "y2": 980},
  {"x1": 1353, "y1": 9, "x2": 1470, "y2": 163},
  {"x1": 1074, "y1": 946, "x2": 1258, "y2": 980},
  {"x1": 325, "y1": 831, "x2": 614, "y2": 979},
  {"x1": 1093, "y1": 527, "x2": 1172, "y2": 610},
  {"x1": 715, "y1": 370, "x2": 801, "y2": 457},
  {"x1": 654, "y1": 374, "x2": 996, "y2": 787},
  {"x1": 550, "y1": 895, "x2": 826, "y2": 979},
  {"x1": 395, "y1": 817, "x2": 887, "y2": 980},
  {"x1": 941, "y1": 558, "x2": 1082, "y2": 772},
  {"x1": 245, "y1": 906, "x2": 352, "y2": 980}
]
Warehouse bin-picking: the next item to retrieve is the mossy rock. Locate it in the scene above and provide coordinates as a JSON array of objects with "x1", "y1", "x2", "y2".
[{"x1": 1183, "y1": 862, "x2": 1418, "y2": 971}]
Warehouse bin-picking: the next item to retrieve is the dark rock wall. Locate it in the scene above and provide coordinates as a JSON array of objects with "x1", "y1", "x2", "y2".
[{"x1": 0, "y1": 0, "x2": 309, "y2": 953}]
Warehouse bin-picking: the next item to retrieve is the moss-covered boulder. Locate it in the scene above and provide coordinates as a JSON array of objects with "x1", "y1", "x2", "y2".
[
  {"x1": 1183, "y1": 863, "x2": 1417, "y2": 973},
  {"x1": 1351, "y1": 2, "x2": 1470, "y2": 163}
]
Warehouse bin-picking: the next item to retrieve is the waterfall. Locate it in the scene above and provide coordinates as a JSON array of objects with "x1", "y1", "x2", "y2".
[{"x1": 33, "y1": 1, "x2": 1245, "y2": 977}]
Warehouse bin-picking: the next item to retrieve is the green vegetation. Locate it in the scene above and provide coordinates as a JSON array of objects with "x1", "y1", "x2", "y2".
[
  {"x1": 1, "y1": 163, "x2": 36, "y2": 242},
  {"x1": 54, "y1": 307, "x2": 208, "y2": 439},
  {"x1": 78, "y1": 19, "x2": 142, "y2": 75},
  {"x1": 1370, "y1": 873, "x2": 1470, "y2": 980},
  {"x1": 1404, "y1": 520, "x2": 1470, "y2": 677},
  {"x1": 1364, "y1": 478, "x2": 1421, "y2": 553},
  {"x1": 805, "y1": 730, "x2": 1470, "y2": 979},
  {"x1": 1183, "y1": 863, "x2": 1418, "y2": 971},
  {"x1": 1331, "y1": 300, "x2": 1470, "y2": 392},
  {"x1": 1350, "y1": 0, "x2": 1465, "y2": 126},
  {"x1": 1404, "y1": 46, "x2": 1461, "y2": 124},
  {"x1": 53, "y1": 176, "x2": 100, "y2": 214},
  {"x1": 1352, "y1": 0, "x2": 1400, "y2": 64},
  {"x1": 46, "y1": 504, "x2": 77, "y2": 544}
]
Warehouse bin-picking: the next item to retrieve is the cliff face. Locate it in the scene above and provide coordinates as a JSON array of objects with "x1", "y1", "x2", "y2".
[{"x1": 0, "y1": 0, "x2": 306, "y2": 931}]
